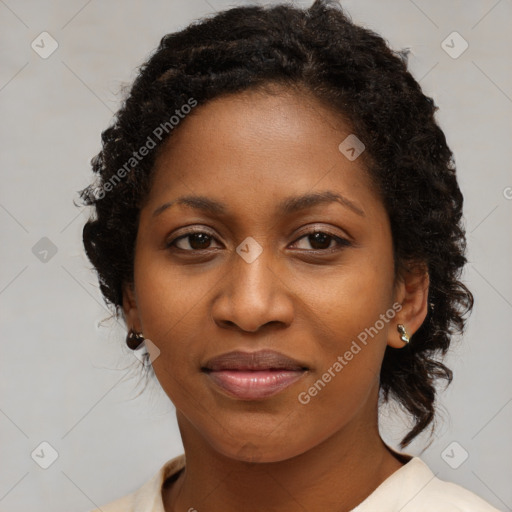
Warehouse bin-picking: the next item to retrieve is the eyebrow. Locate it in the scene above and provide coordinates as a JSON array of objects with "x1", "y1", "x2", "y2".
[{"x1": 152, "y1": 190, "x2": 365, "y2": 218}]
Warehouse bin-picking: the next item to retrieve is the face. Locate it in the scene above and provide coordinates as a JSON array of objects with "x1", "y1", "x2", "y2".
[{"x1": 123, "y1": 85, "x2": 424, "y2": 463}]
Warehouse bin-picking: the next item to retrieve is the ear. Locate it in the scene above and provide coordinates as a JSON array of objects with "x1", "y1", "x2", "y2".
[
  {"x1": 388, "y1": 262, "x2": 430, "y2": 349},
  {"x1": 122, "y1": 281, "x2": 142, "y2": 332}
]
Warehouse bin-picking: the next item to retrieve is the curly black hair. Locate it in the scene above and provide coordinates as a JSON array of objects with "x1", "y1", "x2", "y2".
[{"x1": 78, "y1": 0, "x2": 474, "y2": 449}]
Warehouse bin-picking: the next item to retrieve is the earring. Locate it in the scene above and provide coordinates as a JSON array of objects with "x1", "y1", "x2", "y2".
[
  {"x1": 126, "y1": 329, "x2": 145, "y2": 350},
  {"x1": 397, "y1": 324, "x2": 410, "y2": 345}
]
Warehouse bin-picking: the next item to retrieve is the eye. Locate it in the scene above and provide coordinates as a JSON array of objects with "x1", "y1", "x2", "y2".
[
  {"x1": 167, "y1": 230, "x2": 222, "y2": 251},
  {"x1": 291, "y1": 230, "x2": 351, "y2": 252}
]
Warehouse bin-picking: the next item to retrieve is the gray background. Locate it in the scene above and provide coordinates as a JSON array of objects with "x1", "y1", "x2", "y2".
[{"x1": 1, "y1": 0, "x2": 511, "y2": 511}]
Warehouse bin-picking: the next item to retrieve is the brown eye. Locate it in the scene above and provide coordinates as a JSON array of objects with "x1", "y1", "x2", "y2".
[
  {"x1": 292, "y1": 231, "x2": 351, "y2": 252},
  {"x1": 167, "y1": 231, "x2": 221, "y2": 251}
]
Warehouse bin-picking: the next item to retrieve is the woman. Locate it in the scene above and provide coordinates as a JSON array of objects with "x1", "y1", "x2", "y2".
[{"x1": 80, "y1": 1, "x2": 501, "y2": 510}]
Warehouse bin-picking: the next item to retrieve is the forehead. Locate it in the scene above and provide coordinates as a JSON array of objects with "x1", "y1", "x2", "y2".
[{"x1": 144, "y1": 85, "x2": 381, "y2": 219}]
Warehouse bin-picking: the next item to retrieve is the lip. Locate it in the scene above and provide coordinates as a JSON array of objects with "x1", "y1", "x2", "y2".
[{"x1": 202, "y1": 350, "x2": 308, "y2": 400}]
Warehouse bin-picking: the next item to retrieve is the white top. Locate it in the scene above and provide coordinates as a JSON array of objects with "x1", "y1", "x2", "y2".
[{"x1": 89, "y1": 453, "x2": 502, "y2": 512}]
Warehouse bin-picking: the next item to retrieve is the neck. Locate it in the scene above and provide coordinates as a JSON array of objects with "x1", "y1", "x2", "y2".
[{"x1": 163, "y1": 407, "x2": 407, "y2": 512}]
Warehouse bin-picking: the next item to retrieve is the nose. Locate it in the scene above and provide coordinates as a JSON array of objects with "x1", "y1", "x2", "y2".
[{"x1": 211, "y1": 248, "x2": 294, "y2": 333}]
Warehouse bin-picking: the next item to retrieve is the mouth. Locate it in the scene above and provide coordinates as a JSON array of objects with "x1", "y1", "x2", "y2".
[{"x1": 201, "y1": 350, "x2": 308, "y2": 400}]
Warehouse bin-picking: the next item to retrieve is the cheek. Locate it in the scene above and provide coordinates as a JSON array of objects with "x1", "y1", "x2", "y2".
[
  {"x1": 133, "y1": 248, "x2": 218, "y2": 340},
  {"x1": 132, "y1": 256, "x2": 209, "y2": 397},
  {"x1": 303, "y1": 252, "x2": 395, "y2": 349}
]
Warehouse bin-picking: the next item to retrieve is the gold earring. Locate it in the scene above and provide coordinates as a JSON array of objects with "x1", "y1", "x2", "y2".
[{"x1": 397, "y1": 324, "x2": 410, "y2": 345}]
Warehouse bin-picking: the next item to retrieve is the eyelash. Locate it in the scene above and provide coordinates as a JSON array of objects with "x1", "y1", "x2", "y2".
[{"x1": 165, "y1": 228, "x2": 352, "y2": 254}]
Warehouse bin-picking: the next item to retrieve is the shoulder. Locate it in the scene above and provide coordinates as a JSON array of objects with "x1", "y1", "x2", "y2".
[
  {"x1": 395, "y1": 458, "x2": 502, "y2": 512},
  {"x1": 353, "y1": 457, "x2": 502, "y2": 512},
  {"x1": 415, "y1": 477, "x2": 502, "y2": 511},
  {"x1": 86, "y1": 454, "x2": 186, "y2": 512}
]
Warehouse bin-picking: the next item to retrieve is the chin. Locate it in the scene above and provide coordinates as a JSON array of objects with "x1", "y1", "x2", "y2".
[{"x1": 207, "y1": 429, "x2": 310, "y2": 464}]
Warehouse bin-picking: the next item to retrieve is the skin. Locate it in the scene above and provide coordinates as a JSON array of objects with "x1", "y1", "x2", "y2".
[{"x1": 122, "y1": 84, "x2": 429, "y2": 512}]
